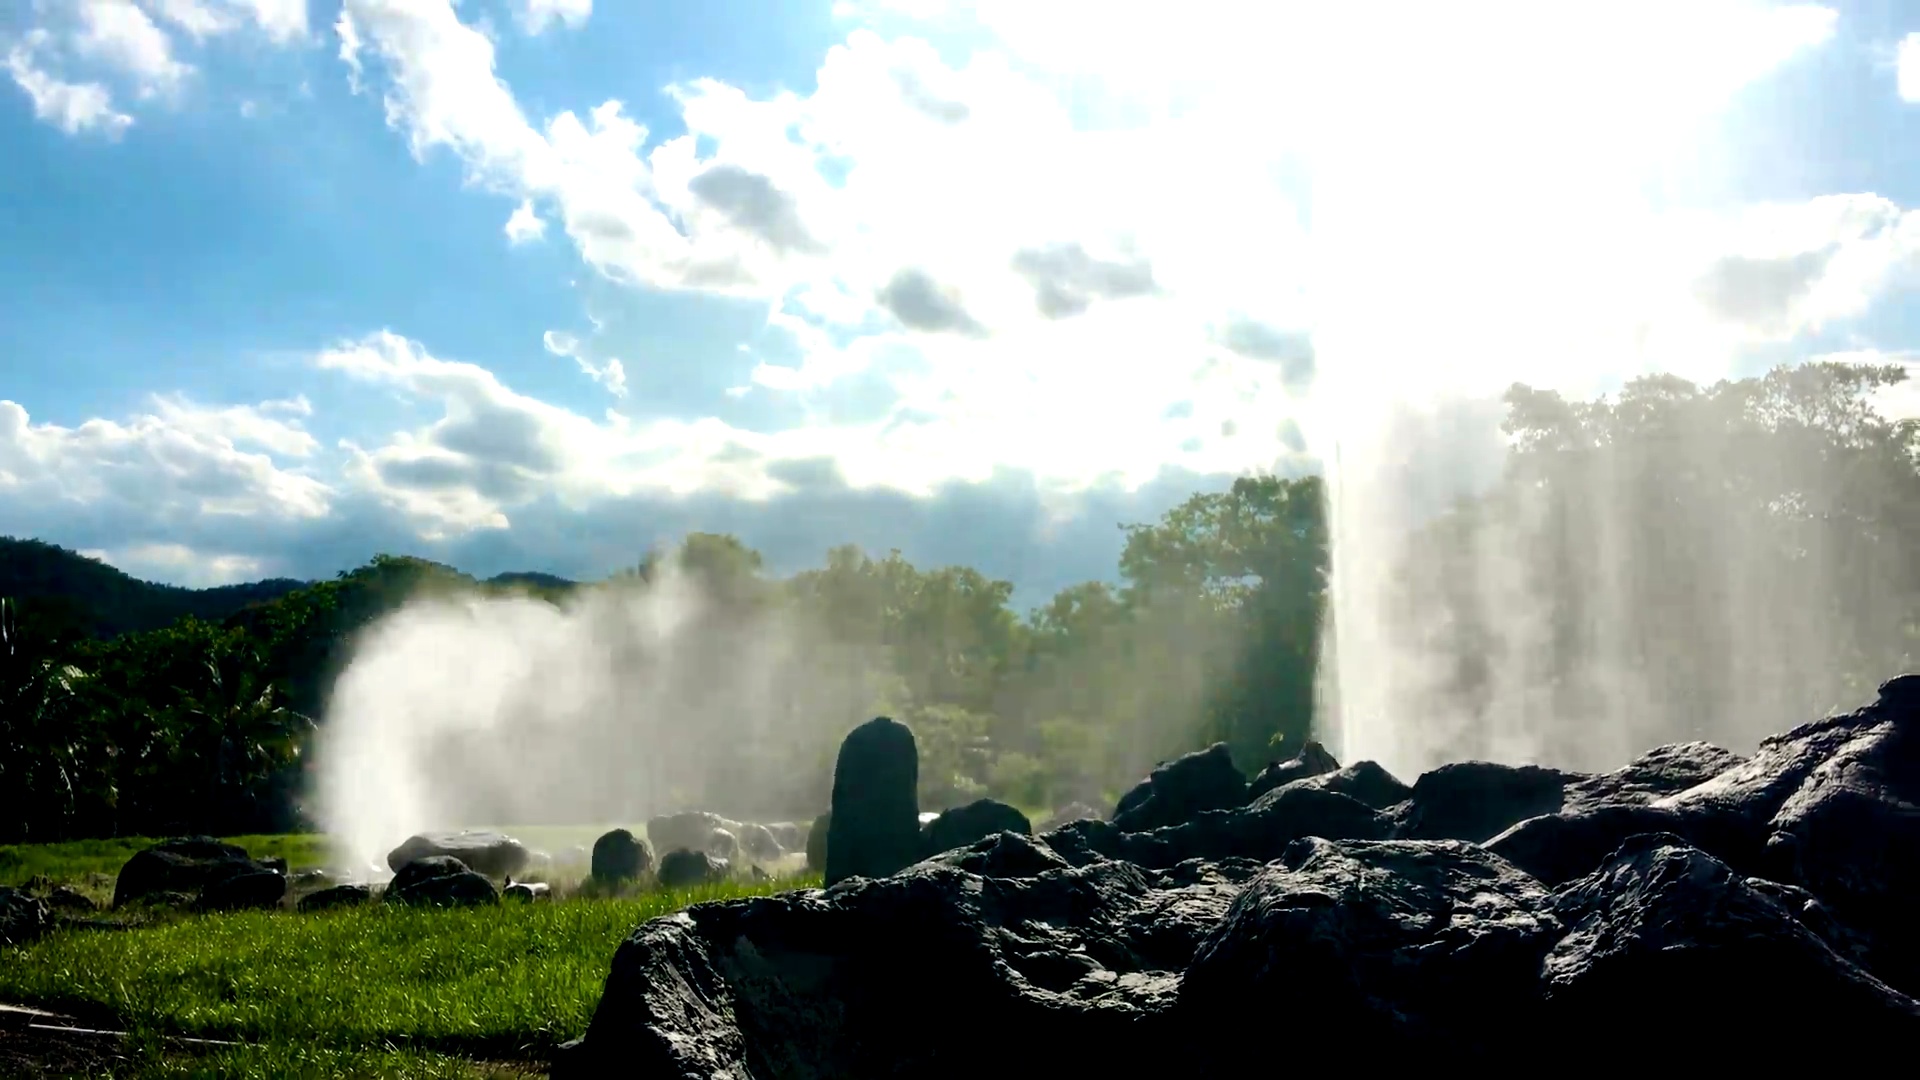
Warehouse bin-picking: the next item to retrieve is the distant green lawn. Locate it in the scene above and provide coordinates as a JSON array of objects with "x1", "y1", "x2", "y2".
[
  {"x1": 2, "y1": 875, "x2": 813, "y2": 1069},
  {"x1": 0, "y1": 834, "x2": 334, "y2": 909},
  {"x1": 1, "y1": 831, "x2": 819, "y2": 1074}
]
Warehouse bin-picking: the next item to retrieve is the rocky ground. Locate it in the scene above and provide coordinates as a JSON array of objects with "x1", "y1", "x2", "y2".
[{"x1": 554, "y1": 674, "x2": 1920, "y2": 1077}]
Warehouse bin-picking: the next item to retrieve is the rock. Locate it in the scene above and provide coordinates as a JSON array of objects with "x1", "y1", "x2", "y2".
[
  {"x1": 824, "y1": 716, "x2": 921, "y2": 887},
  {"x1": 805, "y1": 813, "x2": 830, "y2": 873},
  {"x1": 0, "y1": 887, "x2": 51, "y2": 945},
  {"x1": 558, "y1": 686, "x2": 1920, "y2": 1073},
  {"x1": 386, "y1": 856, "x2": 498, "y2": 907},
  {"x1": 1110, "y1": 742, "x2": 1248, "y2": 832},
  {"x1": 195, "y1": 870, "x2": 288, "y2": 912},
  {"x1": 44, "y1": 886, "x2": 97, "y2": 913},
  {"x1": 767, "y1": 822, "x2": 804, "y2": 852},
  {"x1": 1484, "y1": 802, "x2": 1758, "y2": 887},
  {"x1": 919, "y1": 799, "x2": 1031, "y2": 858},
  {"x1": 504, "y1": 881, "x2": 551, "y2": 902},
  {"x1": 1540, "y1": 833, "x2": 1920, "y2": 1049},
  {"x1": 738, "y1": 823, "x2": 783, "y2": 862},
  {"x1": 706, "y1": 828, "x2": 740, "y2": 861},
  {"x1": 1037, "y1": 801, "x2": 1102, "y2": 832},
  {"x1": 113, "y1": 836, "x2": 274, "y2": 908},
  {"x1": 657, "y1": 849, "x2": 729, "y2": 889},
  {"x1": 1178, "y1": 837, "x2": 1561, "y2": 1062},
  {"x1": 1284, "y1": 759, "x2": 1413, "y2": 810},
  {"x1": 1393, "y1": 761, "x2": 1573, "y2": 843},
  {"x1": 260, "y1": 856, "x2": 289, "y2": 875},
  {"x1": 1877, "y1": 670, "x2": 1920, "y2": 711},
  {"x1": 298, "y1": 884, "x2": 373, "y2": 913},
  {"x1": 1246, "y1": 739, "x2": 1340, "y2": 801},
  {"x1": 590, "y1": 828, "x2": 651, "y2": 884},
  {"x1": 385, "y1": 831, "x2": 529, "y2": 879},
  {"x1": 554, "y1": 850, "x2": 1255, "y2": 1079},
  {"x1": 1752, "y1": 680, "x2": 1920, "y2": 994},
  {"x1": 1562, "y1": 740, "x2": 1747, "y2": 812},
  {"x1": 288, "y1": 870, "x2": 335, "y2": 891},
  {"x1": 647, "y1": 812, "x2": 745, "y2": 858}
]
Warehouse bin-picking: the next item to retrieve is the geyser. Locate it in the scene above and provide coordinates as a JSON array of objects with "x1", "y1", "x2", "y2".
[
  {"x1": 1304, "y1": 3, "x2": 1908, "y2": 778},
  {"x1": 309, "y1": 556, "x2": 867, "y2": 878}
]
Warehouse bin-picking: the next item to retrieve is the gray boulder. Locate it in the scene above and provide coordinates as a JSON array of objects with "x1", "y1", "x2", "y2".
[
  {"x1": 590, "y1": 829, "x2": 651, "y2": 884},
  {"x1": 113, "y1": 836, "x2": 279, "y2": 909},
  {"x1": 298, "y1": 884, "x2": 373, "y2": 913},
  {"x1": 387, "y1": 856, "x2": 498, "y2": 907},
  {"x1": 657, "y1": 849, "x2": 729, "y2": 889},
  {"x1": 824, "y1": 716, "x2": 921, "y2": 887},
  {"x1": 386, "y1": 831, "x2": 529, "y2": 879}
]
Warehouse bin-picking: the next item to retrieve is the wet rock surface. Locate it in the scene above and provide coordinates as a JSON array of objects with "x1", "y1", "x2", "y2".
[
  {"x1": 386, "y1": 830, "x2": 529, "y2": 879},
  {"x1": 112, "y1": 836, "x2": 282, "y2": 909},
  {"x1": 657, "y1": 849, "x2": 729, "y2": 889},
  {"x1": 589, "y1": 829, "x2": 650, "y2": 884},
  {"x1": 0, "y1": 887, "x2": 51, "y2": 944},
  {"x1": 386, "y1": 855, "x2": 497, "y2": 907},
  {"x1": 556, "y1": 674, "x2": 1920, "y2": 1077}
]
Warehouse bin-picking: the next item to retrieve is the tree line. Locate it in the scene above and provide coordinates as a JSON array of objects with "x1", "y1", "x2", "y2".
[{"x1": 1, "y1": 360, "x2": 1915, "y2": 843}]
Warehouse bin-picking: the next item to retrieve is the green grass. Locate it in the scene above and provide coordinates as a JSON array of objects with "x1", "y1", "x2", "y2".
[
  {"x1": 0, "y1": 875, "x2": 815, "y2": 1059},
  {"x1": 84, "y1": 1037, "x2": 543, "y2": 1079},
  {"x1": 0, "y1": 834, "x2": 335, "y2": 912}
]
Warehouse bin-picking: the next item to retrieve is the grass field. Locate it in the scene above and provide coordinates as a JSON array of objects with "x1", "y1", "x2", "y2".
[
  {"x1": 0, "y1": 831, "x2": 819, "y2": 1077},
  {"x1": 0, "y1": 835, "x2": 333, "y2": 901}
]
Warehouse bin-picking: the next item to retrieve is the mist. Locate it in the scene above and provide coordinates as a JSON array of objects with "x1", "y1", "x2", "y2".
[{"x1": 309, "y1": 555, "x2": 876, "y2": 878}]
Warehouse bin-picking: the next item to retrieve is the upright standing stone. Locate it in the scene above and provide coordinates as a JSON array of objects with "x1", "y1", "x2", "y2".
[{"x1": 824, "y1": 716, "x2": 920, "y2": 887}]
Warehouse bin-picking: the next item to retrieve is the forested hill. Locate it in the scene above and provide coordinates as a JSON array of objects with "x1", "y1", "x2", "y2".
[
  {"x1": 0, "y1": 538, "x2": 310, "y2": 639},
  {"x1": 0, "y1": 539, "x2": 585, "y2": 642}
]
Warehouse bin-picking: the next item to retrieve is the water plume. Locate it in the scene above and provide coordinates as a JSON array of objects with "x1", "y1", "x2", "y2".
[
  {"x1": 308, "y1": 555, "x2": 872, "y2": 879},
  {"x1": 1304, "y1": 3, "x2": 1898, "y2": 779}
]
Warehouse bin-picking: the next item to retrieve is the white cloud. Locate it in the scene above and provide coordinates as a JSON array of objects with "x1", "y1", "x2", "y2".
[
  {"x1": 1900, "y1": 32, "x2": 1920, "y2": 103},
  {"x1": 516, "y1": 0, "x2": 590, "y2": 35},
  {"x1": 0, "y1": 394, "x2": 332, "y2": 524},
  {"x1": 541, "y1": 329, "x2": 626, "y2": 398},
  {"x1": 143, "y1": 0, "x2": 309, "y2": 43},
  {"x1": 503, "y1": 198, "x2": 546, "y2": 244},
  {"x1": 73, "y1": 0, "x2": 193, "y2": 98},
  {"x1": 144, "y1": 0, "x2": 240, "y2": 39},
  {"x1": 228, "y1": 0, "x2": 308, "y2": 42},
  {"x1": 5, "y1": 32, "x2": 134, "y2": 136}
]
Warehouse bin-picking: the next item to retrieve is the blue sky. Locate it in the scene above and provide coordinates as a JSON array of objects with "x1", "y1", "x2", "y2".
[{"x1": 4, "y1": 0, "x2": 1920, "y2": 607}]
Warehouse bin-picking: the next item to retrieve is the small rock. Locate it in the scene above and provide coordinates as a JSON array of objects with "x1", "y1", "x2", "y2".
[
  {"x1": 1394, "y1": 761, "x2": 1572, "y2": 843},
  {"x1": 503, "y1": 881, "x2": 550, "y2": 902},
  {"x1": 738, "y1": 823, "x2": 783, "y2": 861},
  {"x1": 647, "y1": 812, "x2": 745, "y2": 857},
  {"x1": 387, "y1": 856, "x2": 498, "y2": 907},
  {"x1": 590, "y1": 829, "x2": 652, "y2": 883},
  {"x1": 45, "y1": 886, "x2": 97, "y2": 913},
  {"x1": 196, "y1": 870, "x2": 288, "y2": 912},
  {"x1": 298, "y1": 884, "x2": 373, "y2": 913},
  {"x1": 386, "y1": 831, "x2": 529, "y2": 879},
  {"x1": 920, "y1": 799, "x2": 1031, "y2": 858},
  {"x1": 1037, "y1": 802, "x2": 1103, "y2": 832},
  {"x1": 705, "y1": 828, "x2": 740, "y2": 861},
  {"x1": 806, "y1": 812, "x2": 830, "y2": 873},
  {"x1": 767, "y1": 822, "x2": 804, "y2": 852},
  {"x1": 657, "y1": 849, "x2": 729, "y2": 889},
  {"x1": 1111, "y1": 743, "x2": 1249, "y2": 832},
  {"x1": 288, "y1": 869, "x2": 335, "y2": 890},
  {"x1": 0, "y1": 887, "x2": 51, "y2": 945},
  {"x1": 1246, "y1": 740, "x2": 1341, "y2": 801}
]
